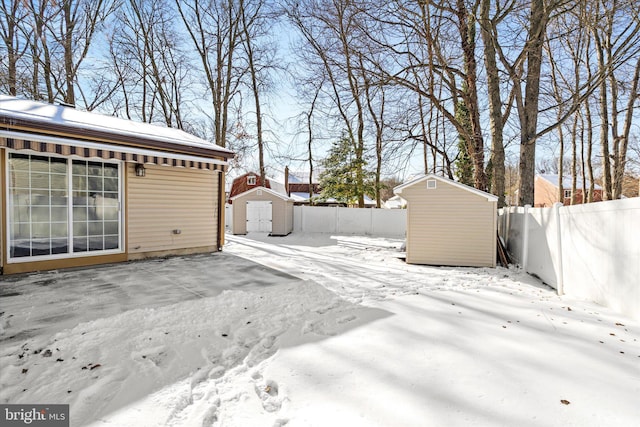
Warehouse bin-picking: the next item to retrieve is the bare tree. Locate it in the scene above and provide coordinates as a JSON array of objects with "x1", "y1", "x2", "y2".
[
  {"x1": 20, "y1": 0, "x2": 114, "y2": 105},
  {"x1": 109, "y1": 0, "x2": 192, "y2": 128},
  {"x1": 0, "y1": 0, "x2": 29, "y2": 96},
  {"x1": 284, "y1": 0, "x2": 371, "y2": 207},
  {"x1": 175, "y1": 0, "x2": 245, "y2": 147},
  {"x1": 238, "y1": 0, "x2": 278, "y2": 184}
]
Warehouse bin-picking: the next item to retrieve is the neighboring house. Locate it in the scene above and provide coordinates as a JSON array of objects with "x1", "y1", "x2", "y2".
[
  {"x1": 285, "y1": 171, "x2": 323, "y2": 205},
  {"x1": 0, "y1": 95, "x2": 233, "y2": 274},
  {"x1": 394, "y1": 174, "x2": 497, "y2": 268},
  {"x1": 534, "y1": 174, "x2": 602, "y2": 207},
  {"x1": 228, "y1": 172, "x2": 287, "y2": 202}
]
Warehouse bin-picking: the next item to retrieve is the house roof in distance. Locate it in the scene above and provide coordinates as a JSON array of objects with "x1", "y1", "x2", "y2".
[
  {"x1": 537, "y1": 173, "x2": 601, "y2": 190},
  {"x1": 228, "y1": 172, "x2": 287, "y2": 199},
  {"x1": 394, "y1": 173, "x2": 498, "y2": 202},
  {"x1": 0, "y1": 95, "x2": 233, "y2": 160}
]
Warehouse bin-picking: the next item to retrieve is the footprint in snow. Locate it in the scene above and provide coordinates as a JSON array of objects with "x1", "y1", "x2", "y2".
[
  {"x1": 201, "y1": 400, "x2": 220, "y2": 426},
  {"x1": 301, "y1": 320, "x2": 336, "y2": 337},
  {"x1": 337, "y1": 314, "x2": 357, "y2": 324},
  {"x1": 315, "y1": 301, "x2": 341, "y2": 315},
  {"x1": 252, "y1": 371, "x2": 284, "y2": 413}
]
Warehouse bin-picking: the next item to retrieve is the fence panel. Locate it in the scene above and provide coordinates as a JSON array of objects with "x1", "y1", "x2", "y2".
[
  {"x1": 526, "y1": 207, "x2": 561, "y2": 290},
  {"x1": 498, "y1": 206, "x2": 526, "y2": 264},
  {"x1": 294, "y1": 206, "x2": 338, "y2": 233},
  {"x1": 371, "y1": 209, "x2": 407, "y2": 237},
  {"x1": 337, "y1": 208, "x2": 370, "y2": 235},
  {"x1": 225, "y1": 203, "x2": 232, "y2": 230},
  {"x1": 559, "y1": 199, "x2": 640, "y2": 318},
  {"x1": 498, "y1": 198, "x2": 640, "y2": 320},
  {"x1": 293, "y1": 206, "x2": 406, "y2": 237}
]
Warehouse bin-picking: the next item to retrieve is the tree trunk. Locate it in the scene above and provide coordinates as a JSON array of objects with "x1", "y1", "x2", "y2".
[
  {"x1": 239, "y1": 0, "x2": 266, "y2": 184},
  {"x1": 593, "y1": 30, "x2": 612, "y2": 199},
  {"x1": 480, "y1": 0, "x2": 505, "y2": 206},
  {"x1": 570, "y1": 115, "x2": 578, "y2": 205},
  {"x1": 612, "y1": 56, "x2": 640, "y2": 199},
  {"x1": 63, "y1": 0, "x2": 75, "y2": 105},
  {"x1": 585, "y1": 97, "x2": 595, "y2": 202},
  {"x1": 517, "y1": 0, "x2": 547, "y2": 206},
  {"x1": 557, "y1": 124, "x2": 564, "y2": 204},
  {"x1": 456, "y1": 0, "x2": 486, "y2": 191}
]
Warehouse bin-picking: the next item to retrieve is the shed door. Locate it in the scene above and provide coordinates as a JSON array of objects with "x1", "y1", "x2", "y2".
[{"x1": 246, "y1": 201, "x2": 272, "y2": 233}]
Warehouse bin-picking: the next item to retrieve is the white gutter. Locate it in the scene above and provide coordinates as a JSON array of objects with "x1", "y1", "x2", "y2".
[{"x1": 0, "y1": 129, "x2": 228, "y2": 166}]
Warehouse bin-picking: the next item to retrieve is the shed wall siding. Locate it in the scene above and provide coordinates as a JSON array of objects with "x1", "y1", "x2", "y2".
[
  {"x1": 232, "y1": 191, "x2": 293, "y2": 236},
  {"x1": 232, "y1": 198, "x2": 248, "y2": 235},
  {"x1": 403, "y1": 182, "x2": 496, "y2": 267},
  {"x1": 284, "y1": 200, "x2": 294, "y2": 234},
  {"x1": 127, "y1": 164, "x2": 218, "y2": 255}
]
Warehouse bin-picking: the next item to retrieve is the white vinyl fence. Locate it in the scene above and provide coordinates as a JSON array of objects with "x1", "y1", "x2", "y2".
[
  {"x1": 498, "y1": 198, "x2": 640, "y2": 320},
  {"x1": 225, "y1": 203, "x2": 233, "y2": 230},
  {"x1": 293, "y1": 206, "x2": 406, "y2": 238}
]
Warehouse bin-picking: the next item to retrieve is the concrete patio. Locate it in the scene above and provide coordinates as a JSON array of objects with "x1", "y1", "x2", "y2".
[{"x1": 0, "y1": 252, "x2": 302, "y2": 345}]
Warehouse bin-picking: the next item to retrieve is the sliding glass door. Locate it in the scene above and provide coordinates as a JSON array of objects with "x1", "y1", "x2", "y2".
[{"x1": 7, "y1": 152, "x2": 122, "y2": 261}]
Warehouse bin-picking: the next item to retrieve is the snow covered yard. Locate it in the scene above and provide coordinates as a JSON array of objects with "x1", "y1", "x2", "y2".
[{"x1": 1, "y1": 233, "x2": 638, "y2": 426}]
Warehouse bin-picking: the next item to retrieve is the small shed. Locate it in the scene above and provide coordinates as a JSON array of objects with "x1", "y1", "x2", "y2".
[
  {"x1": 231, "y1": 186, "x2": 294, "y2": 236},
  {"x1": 394, "y1": 174, "x2": 498, "y2": 268}
]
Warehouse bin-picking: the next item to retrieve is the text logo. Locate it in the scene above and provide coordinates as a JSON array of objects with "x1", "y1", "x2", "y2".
[{"x1": 1, "y1": 405, "x2": 69, "y2": 427}]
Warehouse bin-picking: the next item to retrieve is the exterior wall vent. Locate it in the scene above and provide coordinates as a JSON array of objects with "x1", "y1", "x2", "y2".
[{"x1": 427, "y1": 179, "x2": 437, "y2": 189}]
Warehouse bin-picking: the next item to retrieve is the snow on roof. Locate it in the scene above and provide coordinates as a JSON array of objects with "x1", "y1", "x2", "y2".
[
  {"x1": 537, "y1": 174, "x2": 601, "y2": 190},
  {"x1": 394, "y1": 173, "x2": 498, "y2": 202},
  {"x1": 290, "y1": 192, "x2": 310, "y2": 202},
  {"x1": 229, "y1": 186, "x2": 293, "y2": 202},
  {"x1": 284, "y1": 170, "x2": 320, "y2": 184},
  {"x1": 0, "y1": 95, "x2": 233, "y2": 156},
  {"x1": 363, "y1": 195, "x2": 376, "y2": 205},
  {"x1": 268, "y1": 179, "x2": 287, "y2": 196},
  {"x1": 288, "y1": 174, "x2": 303, "y2": 184},
  {"x1": 383, "y1": 195, "x2": 407, "y2": 209}
]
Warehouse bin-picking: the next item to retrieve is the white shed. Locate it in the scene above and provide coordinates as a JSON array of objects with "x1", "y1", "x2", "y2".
[
  {"x1": 231, "y1": 186, "x2": 294, "y2": 236},
  {"x1": 394, "y1": 174, "x2": 498, "y2": 268}
]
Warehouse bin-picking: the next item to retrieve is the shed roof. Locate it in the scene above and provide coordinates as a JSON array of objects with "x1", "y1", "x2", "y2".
[
  {"x1": 394, "y1": 174, "x2": 498, "y2": 202},
  {"x1": 230, "y1": 186, "x2": 294, "y2": 202},
  {"x1": 0, "y1": 95, "x2": 233, "y2": 160}
]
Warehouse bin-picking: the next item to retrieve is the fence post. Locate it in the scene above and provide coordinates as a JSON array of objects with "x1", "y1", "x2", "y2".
[
  {"x1": 369, "y1": 208, "x2": 374, "y2": 235},
  {"x1": 522, "y1": 204, "x2": 531, "y2": 271},
  {"x1": 554, "y1": 202, "x2": 564, "y2": 295},
  {"x1": 505, "y1": 206, "x2": 512, "y2": 243}
]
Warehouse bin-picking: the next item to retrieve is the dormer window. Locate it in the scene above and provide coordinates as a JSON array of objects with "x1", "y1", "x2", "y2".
[{"x1": 247, "y1": 175, "x2": 257, "y2": 185}]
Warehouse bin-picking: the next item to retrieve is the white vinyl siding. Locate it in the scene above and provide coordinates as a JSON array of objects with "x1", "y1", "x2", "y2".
[{"x1": 127, "y1": 164, "x2": 218, "y2": 253}]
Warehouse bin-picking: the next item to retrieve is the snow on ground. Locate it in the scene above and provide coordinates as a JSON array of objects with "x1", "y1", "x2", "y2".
[{"x1": 1, "y1": 233, "x2": 638, "y2": 427}]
